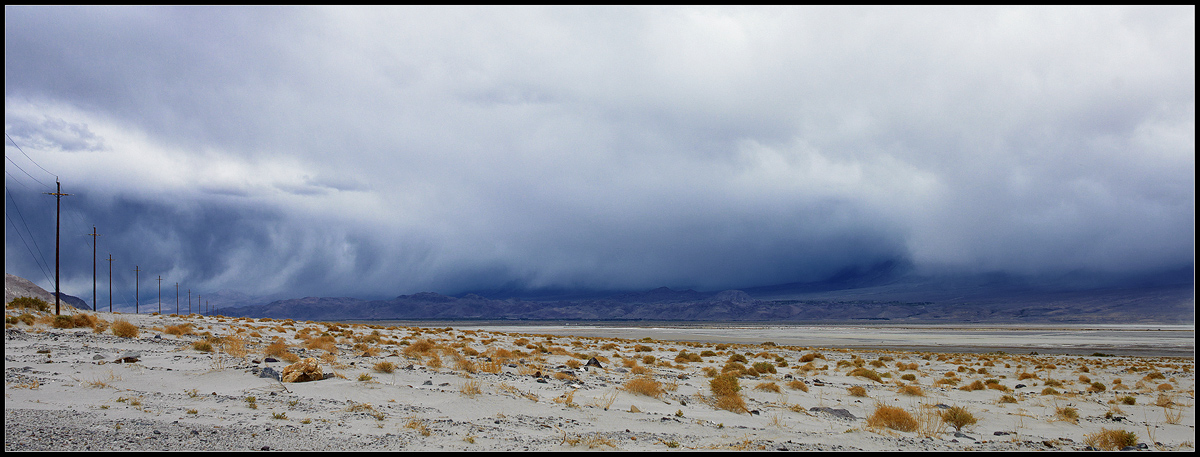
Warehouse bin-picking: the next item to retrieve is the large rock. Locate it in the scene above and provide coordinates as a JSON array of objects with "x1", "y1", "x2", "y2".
[{"x1": 280, "y1": 357, "x2": 323, "y2": 383}]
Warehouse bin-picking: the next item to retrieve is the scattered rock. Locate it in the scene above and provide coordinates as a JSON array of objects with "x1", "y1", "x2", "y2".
[
  {"x1": 280, "y1": 358, "x2": 323, "y2": 383},
  {"x1": 585, "y1": 357, "x2": 603, "y2": 369},
  {"x1": 258, "y1": 367, "x2": 280, "y2": 380},
  {"x1": 264, "y1": 357, "x2": 278, "y2": 363},
  {"x1": 809, "y1": 407, "x2": 856, "y2": 420},
  {"x1": 116, "y1": 352, "x2": 141, "y2": 363}
]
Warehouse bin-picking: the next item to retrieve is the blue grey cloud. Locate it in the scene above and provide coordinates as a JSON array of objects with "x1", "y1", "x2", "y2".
[{"x1": 5, "y1": 6, "x2": 1194, "y2": 304}]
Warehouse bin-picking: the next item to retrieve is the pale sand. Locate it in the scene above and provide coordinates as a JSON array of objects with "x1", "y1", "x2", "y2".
[{"x1": 5, "y1": 308, "x2": 1195, "y2": 451}]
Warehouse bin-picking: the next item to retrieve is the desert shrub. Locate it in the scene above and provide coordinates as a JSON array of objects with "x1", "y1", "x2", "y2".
[
  {"x1": 1055, "y1": 406, "x2": 1079, "y2": 423},
  {"x1": 752, "y1": 361, "x2": 777, "y2": 374},
  {"x1": 1084, "y1": 428, "x2": 1138, "y2": 451},
  {"x1": 959, "y1": 380, "x2": 986, "y2": 392},
  {"x1": 305, "y1": 335, "x2": 338, "y2": 353},
  {"x1": 265, "y1": 340, "x2": 291, "y2": 358},
  {"x1": 939, "y1": 405, "x2": 977, "y2": 432},
  {"x1": 897, "y1": 384, "x2": 924, "y2": 396},
  {"x1": 374, "y1": 361, "x2": 396, "y2": 373},
  {"x1": 700, "y1": 350, "x2": 717, "y2": 357},
  {"x1": 1041, "y1": 387, "x2": 1061, "y2": 395},
  {"x1": 754, "y1": 382, "x2": 781, "y2": 393},
  {"x1": 1017, "y1": 372, "x2": 1038, "y2": 381},
  {"x1": 1119, "y1": 395, "x2": 1136, "y2": 405},
  {"x1": 622, "y1": 376, "x2": 665, "y2": 398},
  {"x1": 12, "y1": 313, "x2": 36, "y2": 325},
  {"x1": 727, "y1": 353, "x2": 748, "y2": 364},
  {"x1": 787, "y1": 379, "x2": 809, "y2": 392},
  {"x1": 848, "y1": 367, "x2": 883, "y2": 383},
  {"x1": 999, "y1": 394, "x2": 1018, "y2": 403},
  {"x1": 111, "y1": 319, "x2": 138, "y2": 338},
  {"x1": 900, "y1": 373, "x2": 917, "y2": 382},
  {"x1": 1088, "y1": 382, "x2": 1107, "y2": 393},
  {"x1": 51, "y1": 314, "x2": 76, "y2": 328},
  {"x1": 710, "y1": 374, "x2": 741, "y2": 397},
  {"x1": 404, "y1": 338, "x2": 437, "y2": 358},
  {"x1": 674, "y1": 351, "x2": 702, "y2": 363},
  {"x1": 633, "y1": 344, "x2": 653, "y2": 352},
  {"x1": 867, "y1": 404, "x2": 918, "y2": 432},
  {"x1": 847, "y1": 385, "x2": 868, "y2": 397},
  {"x1": 164, "y1": 323, "x2": 194, "y2": 336},
  {"x1": 1043, "y1": 378, "x2": 1063, "y2": 388},
  {"x1": 798, "y1": 352, "x2": 823, "y2": 363},
  {"x1": 192, "y1": 340, "x2": 214, "y2": 352},
  {"x1": 1156, "y1": 383, "x2": 1173, "y2": 391},
  {"x1": 710, "y1": 374, "x2": 746, "y2": 413},
  {"x1": 7, "y1": 296, "x2": 51, "y2": 312}
]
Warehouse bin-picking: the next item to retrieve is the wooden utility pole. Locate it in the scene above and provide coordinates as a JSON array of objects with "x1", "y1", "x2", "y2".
[
  {"x1": 134, "y1": 266, "x2": 141, "y2": 313},
  {"x1": 44, "y1": 180, "x2": 71, "y2": 315},
  {"x1": 107, "y1": 254, "x2": 114, "y2": 313},
  {"x1": 88, "y1": 226, "x2": 100, "y2": 311},
  {"x1": 157, "y1": 275, "x2": 163, "y2": 314}
]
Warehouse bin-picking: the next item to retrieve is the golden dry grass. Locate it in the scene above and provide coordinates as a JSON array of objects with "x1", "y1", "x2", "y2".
[
  {"x1": 939, "y1": 405, "x2": 977, "y2": 432},
  {"x1": 622, "y1": 376, "x2": 665, "y2": 398},
  {"x1": 867, "y1": 404, "x2": 918, "y2": 432},
  {"x1": 1084, "y1": 428, "x2": 1138, "y2": 450},
  {"x1": 111, "y1": 319, "x2": 138, "y2": 338}
]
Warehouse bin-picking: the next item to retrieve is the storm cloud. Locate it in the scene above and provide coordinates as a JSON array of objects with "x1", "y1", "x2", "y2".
[{"x1": 4, "y1": 6, "x2": 1194, "y2": 305}]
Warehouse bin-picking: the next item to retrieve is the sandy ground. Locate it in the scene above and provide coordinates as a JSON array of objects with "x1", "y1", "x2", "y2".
[{"x1": 5, "y1": 307, "x2": 1195, "y2": 451}]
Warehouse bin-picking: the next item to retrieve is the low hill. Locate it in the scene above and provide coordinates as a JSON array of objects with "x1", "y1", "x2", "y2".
[{"x1": 5, "y1": 273, "x2": 90, "y2": 310}]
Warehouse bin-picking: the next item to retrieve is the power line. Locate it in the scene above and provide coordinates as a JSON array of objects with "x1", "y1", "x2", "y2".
[
  {"x1": 4, "y1": 187, "x2": 54, "y2": 286},
  {"x1": 5, "y1": 211, "x2": 54, "y2": 286},
  {"x1": 5, "y1": 133, "x2": 57, "y2": 182},
  {"x1": 4, "y1": 155, "x2": 52, "y2": 190}
]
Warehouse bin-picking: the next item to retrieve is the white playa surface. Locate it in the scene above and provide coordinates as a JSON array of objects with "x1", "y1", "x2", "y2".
[
  {"x1": 5, "y1": 308, "x2": 1195, "y2": 451},
  {"x1": 475, "y1": 324, "x2": 1197, "y2": 358}
]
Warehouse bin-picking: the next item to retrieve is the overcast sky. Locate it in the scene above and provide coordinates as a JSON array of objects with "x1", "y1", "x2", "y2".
[{"x1": 5, "y1": 6, "x2": 1194, "y2": 307}]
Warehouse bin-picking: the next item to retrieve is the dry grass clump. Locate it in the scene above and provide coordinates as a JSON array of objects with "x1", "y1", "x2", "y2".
[
  {"x1": 710, "y1": 374, "x2": 748, "y2": 414},
  {"x1": 959, "y1": 380, "x2": 986, "y2": 392},
  {"x1": 798, "y1": 352, "x2": 823, "y2": 363},
  {"x1": 461, "y1": 379, "x2": 482, "y2": 397},
  {"x1": 1054, "y1": 406, "x2": 1079, "y2": 423},
  {"x1": 304, "y1": 335, "x2": 338, "y2": 354},
  {"x1": 848, "y1": 367, "x2": 884, "y2": 383},
  {"x1": 847, "y1": 385, "x2": 868, "y2": 397},
  {"x1": 939, "y1": 405, "x2": 977, "y2": 432},
  {"x1": 754, "y1": 381, "x2": 781, "y2": 393},
  {"x1": 374, "y1": 361, "x2": 397, "y2": 374},
  {"x1": 897, "y1": 384, "x2": 925, "y2": 396},
  {"x1": 264, "y1": 340, "x2": 291, "y2": 358},
  {"x1": 1084, "y1": 428, "x2": 1138, "y2": 451},
  {"x1": 164, "y1": 323, "x2": 194, "y2": 336},
  {"x1": 111, "y1": 319, "x2": 138, "y2": 338},
  {"x1": 867, "y1": 404, "x2": 918, "y2": 432},
  {"x1": 787, "y1": 379, "x2": 809, "y2": 392},
  {"x1": 622, "y1": 376, "x2": 665, "y2": 398},
  {"x1": 674, "y1": 351, "x2": 703, "y2": 363},
  {"x1": 192, "y1": 339, "x2": 214, "y2": 352}
]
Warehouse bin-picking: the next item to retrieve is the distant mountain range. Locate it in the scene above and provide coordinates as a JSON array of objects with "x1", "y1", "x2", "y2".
[{"x1": 217, "y1": 270, "x2": 1195, "y2": 324}]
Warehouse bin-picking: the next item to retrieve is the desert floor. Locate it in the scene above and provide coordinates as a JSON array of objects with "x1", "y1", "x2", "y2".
[{"x1": 5, "y1": 307, "x2": 1195, "y2": 451}]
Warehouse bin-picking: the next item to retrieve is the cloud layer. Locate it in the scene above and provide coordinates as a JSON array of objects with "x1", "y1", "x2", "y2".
[{"x1": 5, "y1": 6, "x2": 1194, "y2": 303}]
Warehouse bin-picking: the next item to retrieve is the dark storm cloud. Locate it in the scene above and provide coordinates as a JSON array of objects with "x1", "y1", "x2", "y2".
[{"x1": 4, "y1": 6, "x2": 1194, "y2": 300}]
